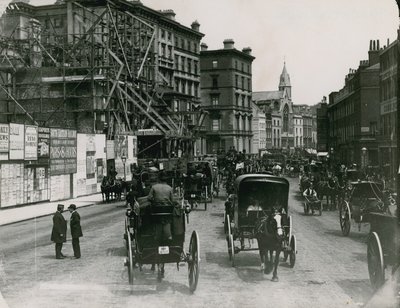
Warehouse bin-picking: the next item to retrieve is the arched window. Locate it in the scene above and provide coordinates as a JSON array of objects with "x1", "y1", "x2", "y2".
[{"x1": 283, "y1": 104, "x2": 289, "y2": 133}]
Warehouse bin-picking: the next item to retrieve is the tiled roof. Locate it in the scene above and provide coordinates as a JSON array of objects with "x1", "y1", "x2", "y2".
[{"x1": 252, "y1": 91, "x2": 283, "y2": 101}]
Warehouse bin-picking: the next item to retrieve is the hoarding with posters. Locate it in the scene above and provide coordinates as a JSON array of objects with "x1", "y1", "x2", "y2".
[
  {"x1": 50, "y1": 128, "x2": 77, "y2": 175},
  {"x1": 9, "y1": 123, "x2": 24, "y2": 160},
  {"x1": 0, "y1": 123, "x2": 9, "y2": 160},
  {"x1": 24, "y1": 125, "x2": 38, "y2": 160}
]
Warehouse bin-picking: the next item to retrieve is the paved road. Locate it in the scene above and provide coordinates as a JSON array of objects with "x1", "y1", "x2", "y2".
[{"x1": 0, "y1": 177, "x2": 376, "y2": 308}]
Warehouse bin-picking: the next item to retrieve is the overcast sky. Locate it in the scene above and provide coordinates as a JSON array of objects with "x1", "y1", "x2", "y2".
[{"x1": 6, "y1": 0, "x2": 400, "y2": 105}]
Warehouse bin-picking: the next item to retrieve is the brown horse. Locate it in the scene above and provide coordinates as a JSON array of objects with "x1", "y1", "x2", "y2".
[{"x1": 256, "y1": 210, "x2": 285, "y2": 282}]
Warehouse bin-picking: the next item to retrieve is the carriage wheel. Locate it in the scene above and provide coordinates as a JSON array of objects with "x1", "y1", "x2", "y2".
[
  {"x1": 229, "y1": 234, "x2": 235, "y2": 267},
  {"x1": 223, "y1": 212, "x2": 228, "y2": 234},
  {"x1": 368, "y1": 232, "x2": 385, "y2": 290},
  {"x1": 289, "y1": 235, "x2": 296, "y2": 268},
  {"x1": 283, "y1": 216, "x2": 292, "y2": 262},
  {"x1": 339, "y1": 201, "x2": 351, "y2": 236},
  {"x1": 188, "y1": 230, "x2": 200, "y2": 293},
  {"x1": 125, "y1": 226, "x2": 134, "y2": 285}
]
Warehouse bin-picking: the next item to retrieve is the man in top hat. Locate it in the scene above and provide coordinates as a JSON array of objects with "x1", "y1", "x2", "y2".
[
  {"x1": 51, "y1": 204, "x2": 67, "y2": 259},
  {"x1": 68, "y1": 204, "x2": 83, "y2": 259}
]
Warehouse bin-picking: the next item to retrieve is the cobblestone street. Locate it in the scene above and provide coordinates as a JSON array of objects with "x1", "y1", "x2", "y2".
[{"x1": 0, "y1": 177, "x2": 378, "y2": 308}]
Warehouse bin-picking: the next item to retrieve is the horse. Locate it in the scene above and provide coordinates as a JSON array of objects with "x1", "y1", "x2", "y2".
[
  {"x1": 255, "y1": 209, "x2": 286, "y2": 282},
  {"x1": 101, "y1": 176, "x2": 111, "y2": 202}
]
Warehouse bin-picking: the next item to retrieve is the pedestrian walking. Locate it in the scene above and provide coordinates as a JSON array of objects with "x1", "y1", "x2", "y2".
[
  {"x1": 51, "y1": 204, "x2": 67, "y2": 259},
  {"x1": 68, "y1": 204, "x2": 83, "y2": 259}
]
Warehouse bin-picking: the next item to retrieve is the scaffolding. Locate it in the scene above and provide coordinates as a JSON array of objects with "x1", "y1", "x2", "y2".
[{"x1": 0, "y1": 0, "x2": 205, "y2": 147}]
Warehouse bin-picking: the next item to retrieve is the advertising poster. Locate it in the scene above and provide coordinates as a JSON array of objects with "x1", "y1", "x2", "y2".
[
  {"x1": 24, "y1": 125, "x2": 38, "y2": 160},
  {"x1": 115, "y1": 135, "x2": 128, "y2": 158},
  {"x1": 0, "y1": 123, "x2": 9, "y2": 161},
  {"x1": 9, "y1": 123, "x2": 24, "y2": 160},
  {"x1": 86, "y1": 134, "x2": 96, "y2": 179},
  {"x1": 50, "y1": 128, "x2": 77, "y2": 175},
  {"x1": 38, "y1": 127, "x2": 50, "y2": 158}
]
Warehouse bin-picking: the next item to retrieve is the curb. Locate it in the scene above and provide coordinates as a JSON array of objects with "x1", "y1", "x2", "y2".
[{"x1": 0, "y1": 201, "x2": 103, "y2": 227}]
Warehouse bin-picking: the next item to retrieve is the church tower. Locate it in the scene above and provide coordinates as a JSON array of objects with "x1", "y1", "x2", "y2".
[{"x1": 279, "y1": 62, "x2": 291, "y2": 100}]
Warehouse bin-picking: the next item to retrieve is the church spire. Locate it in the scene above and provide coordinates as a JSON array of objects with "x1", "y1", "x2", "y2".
[{"x1": 279, "y1": 62, "x2": 291, "y2": 99}]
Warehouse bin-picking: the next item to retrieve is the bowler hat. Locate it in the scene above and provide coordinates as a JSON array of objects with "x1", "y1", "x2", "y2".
[
  {"x1": 57, "y1": 204, "x2": 64, "y2": 211},
  {"x1": 68, "y1": 204, "x2": 77, "y2": 210}
]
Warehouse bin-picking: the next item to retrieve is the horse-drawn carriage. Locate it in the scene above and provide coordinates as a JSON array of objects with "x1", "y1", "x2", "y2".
[
  {"x1": 366, "y1": 211, "x2": 399, "y2": 290},
  {"x1": 224, "y1": 174, "x2": 297, "y2": 281},
  {"x1": 123, "y1": 194, "x2": 200, "y2": 292},
  {"x1": 183, "y1": 161, "x2": 213, "y2": 210},
  {"x1": 339, "y1": 181, "x2": 388, "y2": 236}
]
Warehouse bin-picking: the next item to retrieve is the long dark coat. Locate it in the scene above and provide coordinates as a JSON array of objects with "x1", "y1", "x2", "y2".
[
  {"x1": 70, "y1": 211, "x2": 83, "y2": 239},
  {"x1": 51, "y1": 211, "x2": 67, "y2": 243}
]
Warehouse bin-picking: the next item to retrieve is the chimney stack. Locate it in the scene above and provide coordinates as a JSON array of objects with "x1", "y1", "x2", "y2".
[
  {"x1": 223, "y1": 39, "x2": 235, "y2": 50},
  {"x1": 160, "y1": 9, "x2": 176, "y2": 21},
  {"x1": 368, "y1": 39, "x2": 380, "y2": 66},
  {"x1": 242, "y1": 47, "x2": 252, "y2": 55},
  {"x1": 200, "y1": 42, "x2": 208, "y2": 51},
  {"x1": 191, "y1": 20, "x2": 200, "y2": 32}
]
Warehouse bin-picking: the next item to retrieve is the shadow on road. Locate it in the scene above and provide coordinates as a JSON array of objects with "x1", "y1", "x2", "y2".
[
  {"x1": 106, "y1": 247, "x2": 126, "y2": 257},
  {"x1": 336, "y1": 278, "x2": 372, "y2": 305},
  {"x1": 324, "y1": 229, "x2": 367, "y2": 245},
  {"x1": 205, "y1": 252, "x2": 231, "y2": 268}
]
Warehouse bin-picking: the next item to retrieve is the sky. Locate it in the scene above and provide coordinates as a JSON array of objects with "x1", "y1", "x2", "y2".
[{"x1": 3, "y1": 0, "x2": 399, "y2": 105}]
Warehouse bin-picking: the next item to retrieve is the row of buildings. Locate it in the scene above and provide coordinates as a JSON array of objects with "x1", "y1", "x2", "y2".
[
  {"x1": 0, "y1": 0, "x2": 319, "y2": 208},
  {"x1": 317, "y1": 38, "x2": 398, "y2": 180}
]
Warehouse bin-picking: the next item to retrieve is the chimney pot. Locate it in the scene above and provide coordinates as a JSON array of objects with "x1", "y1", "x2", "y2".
[
  {"x1": 223, "y1": 39, "x2": 235, "y2": 49},
  {"x1": 200, "y1": 42, "x2": 208, "y2": 51}
]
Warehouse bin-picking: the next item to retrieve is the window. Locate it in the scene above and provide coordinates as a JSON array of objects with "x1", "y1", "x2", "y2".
[
  {"x1": 211, "y1": 95, "x2": 219, "y2": 106},
  {"x1": 161, "y1": 43, "x2": 165, "y2": 57},
  {"x1": 241, "y1": 95, "x2": 245, "y2": 107},
  {"x1": 167, "y1": 31, "x2": 171, "y2": 41},
  {"x1": 235, "y1": 60, "x2": 238, "y2": 69},
  {"x1": 241, "y1": 62, "x2": 244, "y2": 72},
  {"x1": 247, "y1": 78, "x2": 251, "y2": 91},
  {"x1": 54, "y1": 18, "x2": 63, "y2": 28},
  {"x1": 168, "y1": 46, "x2": 172, "y2": 59},
  {"x1": 236, "y1": 94, "x2": 239, "y2": 106},
  {"x1": 182, "y1": 80, "x2": 186, "y2": 94},
  {"x1": 174, "y1": 55, "x2": 179, "y2": 69},
  {"x1": 194, "y1": 61, "x2": 198, "y2": 75},
  {"x1": 212, "y1": 76, "x2": 218, "y2": 88},
  {"x1": 194, "y1": 83, "x2": 199, "y2": 97},
  {"x1": 235, "y1": 75, "x2": 238, "y2": 88},
  {"x1": 181, "y1": 57, "x2": 185, "y2": 71},
  {"x1": 212, "y1": 60, "x2": 218, "y2": 68},
  {"x1": 188, "y1": 59, "x2": 192, "y2": 73},
  {"x1": 212, "y1": 119, "x2": 220, "y2": 131},
  {"x1": 161, "y1": 29, "x2": 165, "y2": 39},
  {"x1": 241, "y1": 76, "x2": 245, "y2": 90}
]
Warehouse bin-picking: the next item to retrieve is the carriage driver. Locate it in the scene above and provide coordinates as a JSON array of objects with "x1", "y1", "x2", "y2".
[
  {"x1": 147, "y1": 171, "x2": 174, "y2": 240},
  {"x1": 303, "y1": 182, "x2": 320, "y2": 214}
]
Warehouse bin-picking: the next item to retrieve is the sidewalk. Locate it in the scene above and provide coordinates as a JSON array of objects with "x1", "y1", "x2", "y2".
[{"x1": 0, "y1": 193, "x2": 104, "y2": 226}]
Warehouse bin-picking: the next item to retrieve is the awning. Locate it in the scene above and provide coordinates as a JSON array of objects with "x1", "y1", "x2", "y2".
[{"x1": 317, "y1": 152, "x2": 329, "y2": 157}]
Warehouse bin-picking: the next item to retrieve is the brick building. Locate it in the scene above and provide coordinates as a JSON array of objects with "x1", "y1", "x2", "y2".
[
  {"x1": 327, "y1": 40, "x2": 381, "y2": 167},
  {"x1": 200, "y1": 39, "x2": 255, "y2": 154},
  {"x1": 316, "y1": 98, "x2": 328, "y2": 153},
  {"x1": 378, "y1": 39, "x2": 398, "y2": 179}
]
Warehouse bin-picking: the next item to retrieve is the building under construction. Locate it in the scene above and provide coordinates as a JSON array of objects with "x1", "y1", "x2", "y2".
[{"x1": 0, "y1": 0, "x2": 206, "y2": 167}]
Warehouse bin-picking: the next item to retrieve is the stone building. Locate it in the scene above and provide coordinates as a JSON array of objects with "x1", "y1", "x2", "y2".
[
  {"x1": 251, "y1": 102, "x2": 266, "y2": 154},
  {"x1": 200, "y1": 39, "x2": 255, "y2": 154},
  {"x1": 0, "y1": 0, "x2": 204, "y2": 206},
  {"x1": 253, "y1": 62, "x2": 294, "y2": 152}
]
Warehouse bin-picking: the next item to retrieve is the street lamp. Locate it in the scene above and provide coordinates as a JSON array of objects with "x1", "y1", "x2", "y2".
[
  {"x1": 361, "y1": 147, "x2": 367, "y2": 171},
  {"x1": 121, "y1": 154, "x2": 127, "y2": 181}
]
